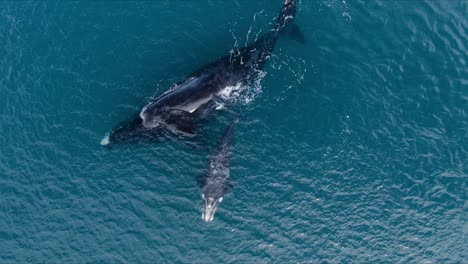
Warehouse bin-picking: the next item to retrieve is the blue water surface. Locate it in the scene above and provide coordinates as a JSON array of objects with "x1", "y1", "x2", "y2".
[{"x1": 0, "y1": 1, "x2": 466, "y2": 263}]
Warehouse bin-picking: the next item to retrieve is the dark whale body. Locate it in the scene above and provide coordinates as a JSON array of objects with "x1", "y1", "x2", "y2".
[
  {"x1": 198, "y1": 122, "x2": 236, "y2": 222},
  {"x1": 101, "y1": 0, "x2": 301, "y2": 146}
]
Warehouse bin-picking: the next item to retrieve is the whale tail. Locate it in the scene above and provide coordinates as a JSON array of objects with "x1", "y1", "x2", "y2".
[{"x1": 276, "y1": 0, "x2": 304, "y2": 43}]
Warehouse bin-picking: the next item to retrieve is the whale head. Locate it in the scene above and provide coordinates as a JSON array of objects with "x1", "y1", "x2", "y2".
[
  {"x1": 100, "y1": 133, "x2": 111, "y2": 146},
  {"x1": 101, "y1": 116, "x2": 164, "y2": 146},
  {"x1": 201, "y1": 182, "x2": 226, "y2": 222},
  {"x1": 201, "y1": 193, "x2": 224, "y2": 222}
]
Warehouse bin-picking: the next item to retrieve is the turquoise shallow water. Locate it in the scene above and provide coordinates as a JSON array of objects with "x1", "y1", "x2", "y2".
[{"x1": 1, "y1": 0, "x2": 467, "y2": 263}]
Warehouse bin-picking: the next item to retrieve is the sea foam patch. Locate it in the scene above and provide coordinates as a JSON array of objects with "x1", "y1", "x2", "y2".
[{"x1": 218, "y1": 83, "x2": 244, "y2": 100}]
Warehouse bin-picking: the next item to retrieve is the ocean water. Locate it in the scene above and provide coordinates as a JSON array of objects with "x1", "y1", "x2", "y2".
[{"x1": 0, "y1": 0, "x2": 466, "y2": 263}]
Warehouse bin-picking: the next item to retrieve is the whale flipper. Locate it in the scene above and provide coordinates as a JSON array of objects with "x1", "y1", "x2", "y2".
[
  {"x1": 196, "y1": 174, "x2": 205, "y2": 188},
  {"x1": 282, "y1": 23, "x2": 305, "y2": 43},
  {"x1": 162, "y1": 109, "x2": 196, "y2": 136},
  {"x1": 225, "y1": 182, "x2": 234, "y2": 191}
]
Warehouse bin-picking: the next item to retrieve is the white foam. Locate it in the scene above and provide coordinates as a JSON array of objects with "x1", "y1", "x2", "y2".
[
  {"x1": 214, "y1": 71, "x2": 267, "y2": 106},
  {"x1": 100, "y1": 134, "x2": 110, "y2": 145},
  {"x1": 218, "y1": 83, "x2": 244, "y2": 100},
  {"x1": 215, "y1": 102, "x2": 224, "y2": 110}
]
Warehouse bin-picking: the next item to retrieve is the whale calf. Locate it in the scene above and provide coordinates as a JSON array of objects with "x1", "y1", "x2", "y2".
[
  {"x1": 102, "y1": 0, "x2": 301, "y2": 145},
  {"x1": 198, "y1": 122, "x2": 236, "y2": 222}
]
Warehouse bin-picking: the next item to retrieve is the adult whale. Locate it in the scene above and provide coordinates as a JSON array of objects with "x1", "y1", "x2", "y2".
[
  {"x1": 198, "y1": 122, "x2": 236, "y2": 222},
  {"x1": 101, "y1": 0, "x2": 302, "y2": 145}
]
